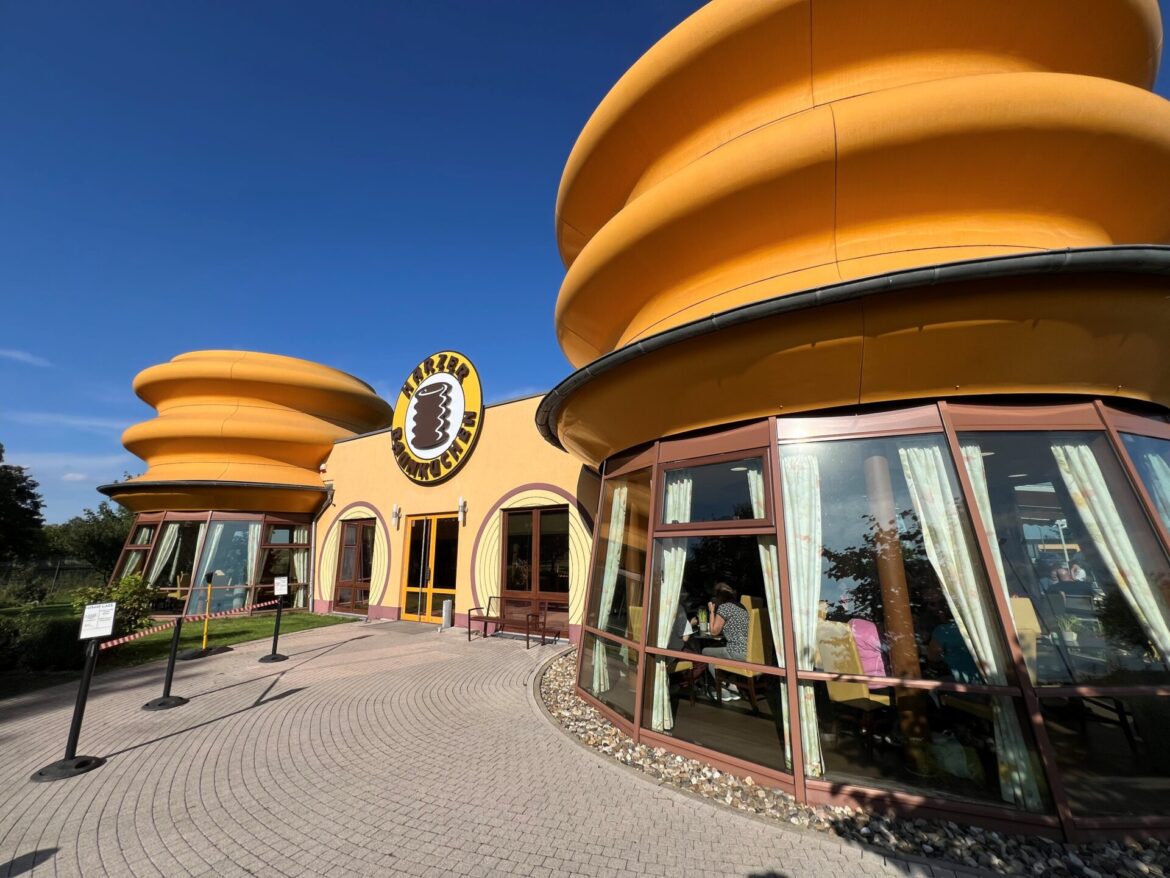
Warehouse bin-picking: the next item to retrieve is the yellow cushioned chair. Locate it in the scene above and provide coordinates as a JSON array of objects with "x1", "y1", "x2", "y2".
[{"x1": 713, "y1": 607, "x2": 766, "y2": 712}]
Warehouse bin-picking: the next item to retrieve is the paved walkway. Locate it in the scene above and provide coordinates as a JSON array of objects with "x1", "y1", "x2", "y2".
[{"x1": 0, "y1": 622, "x2": 954, "y2": 878}]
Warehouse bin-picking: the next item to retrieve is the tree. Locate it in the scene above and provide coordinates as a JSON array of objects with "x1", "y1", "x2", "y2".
[
  {"x1": 0, "y1": 443, "x2": 46, "y2": 564},
  {"x1": 44, "y1": 501, "x2": 135, "y2": 576}
]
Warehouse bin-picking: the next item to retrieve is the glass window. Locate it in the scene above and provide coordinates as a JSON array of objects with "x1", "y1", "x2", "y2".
[
  {"x1": 1040, "y1": 695, "x2": 1170, "y2": 817},
  {"x1": 578, "y1": 633, "x2": 638, "y2": 722},
  {"x1": 117, "y1": 549, "x2": 149, "y2": 579},
  {"x1": 187, "y1": 520, "x2": 262, "y2": 614},
  {"x1": 130, "y1": 524, "x2": 155, "y2": 546},
  {"x1": 959, "y1": 432, "x2": 1170, "y2": 685},
  {"x1": 265, "y1": 524, "x2": 308, "y2": 545},
  {"x1": 660, "y1": 456, "x2": 767, "y2": 524},
  {"x1": 505, "y1": 511, "x2": 533, "y2": 591},
  {"x1": 144, "y1": 521, "x2": 205, "y2": 592},
  {"x1": 539, "y1": 509, "x2": 570, "y2": 594},
  {"x1": 1120, "y1": 432, "x2": 1170, "y2": 534},
  {"x1": 780, "y1": 435, "x2": 1011, "y2": 685},
  {"x1": 642, "y1": 657, "x2": 790, "y2": 774},
  {"x1": 585, "y1": 470, "x2": 652, "y2": 642},
  {"x1": 800, "y1": 681, "x2": 1049, "y2": 812},
  {"x1": 646, "y1": 535, "x2": 781, "y2": 668}
]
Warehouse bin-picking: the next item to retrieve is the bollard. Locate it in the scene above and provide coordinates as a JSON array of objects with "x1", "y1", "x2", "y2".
[
  {"x1": 143, "y1": 615, "x2": 190, "y2": 710},
  {"x1": 258, "y1": 600, "x2": 287, "y2": 663},
  {"x1": 31, "y1": 639, "x2": 107, "y2": 781}
]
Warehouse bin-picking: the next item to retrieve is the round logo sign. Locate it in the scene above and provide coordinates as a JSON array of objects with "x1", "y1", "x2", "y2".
[{"x1": 390, "y1": 351, "x2": 484, "y2": 485}]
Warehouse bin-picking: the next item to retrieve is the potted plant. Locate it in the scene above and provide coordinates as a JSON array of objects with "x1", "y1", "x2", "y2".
[{"x1": 1056, "y1": 615, "x2": 1082, "y2": 645}]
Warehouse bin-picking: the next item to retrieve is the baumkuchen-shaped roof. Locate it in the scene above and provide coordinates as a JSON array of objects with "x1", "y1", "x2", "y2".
[
  {"x1": 554, "y1": 0, "x2": 1170, "y2": 367},
  {"x1": 102, "y1": 350, "x2": 393, "y2": 513}
]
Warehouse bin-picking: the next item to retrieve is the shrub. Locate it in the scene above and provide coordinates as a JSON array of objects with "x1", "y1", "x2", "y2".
[
  {"x1": 15, "y1": 612, "x2": 86, "y2": 671},
  {"x1": 0, "y1": 615, "x2": 19, "y2": 667},
  {"x1": 72, "y1": 573, "x2": 154, "y2": 637}
]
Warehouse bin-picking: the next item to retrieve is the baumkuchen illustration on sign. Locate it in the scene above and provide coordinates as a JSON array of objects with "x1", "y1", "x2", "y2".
[{"x1": 391, "y1": 351, "x2": 484, "y2": 485}]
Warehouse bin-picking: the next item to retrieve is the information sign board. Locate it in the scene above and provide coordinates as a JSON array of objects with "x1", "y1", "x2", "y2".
[
  {"x1": 274, "y1": 576, "x2": 289, "y2": 597},
  {"x1": 80, "y1": 602, "x2": 117, "y2": 640}
]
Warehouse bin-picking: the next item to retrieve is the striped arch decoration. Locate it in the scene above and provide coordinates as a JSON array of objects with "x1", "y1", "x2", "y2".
[
  {"x1": 316, "y1": 502, "x2": 391, "y2": 606},
  {"x1": 470, "y1": 484, "x2": 594, "y2": 626}
]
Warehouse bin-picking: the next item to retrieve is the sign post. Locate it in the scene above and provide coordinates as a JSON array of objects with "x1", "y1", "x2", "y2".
[
  {"x1": 259, "y1": 578, "x2": 288, "y2": 664},
  {"x1": 31, "y1": 602, "x2": 115, "y2": 781},
  {"x1": 143, "y1": 614, "x2": 190, "y2": 711}
]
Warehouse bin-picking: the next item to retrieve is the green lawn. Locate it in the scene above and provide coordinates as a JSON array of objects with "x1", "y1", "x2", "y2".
[
  {"x1": 0, "y1": 602, "x2": 74, "y2": 618},
  {"x1": 103, "y1": 612, "x2": 356, "y2": 668},
  {"x1": 0, "y1": 611, "x2": 357, "y2": 698}
]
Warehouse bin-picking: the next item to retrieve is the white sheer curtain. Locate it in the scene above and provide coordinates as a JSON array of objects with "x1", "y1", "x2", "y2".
[
  {"x1": 245, "y1": 521, "x2": 262, "y2": 605},
  {"x1": 592, "y1": 484, "x2": 628, "y2": 692},
  {"x1": 780, "y1": 453, "x2": 825, "y2": 778},
  {"x1": 747, "y1": 462, "x2": 794, "y2": 763},
  {"x1": 1052, "y1": 443, "x2": 1170, "y2": 661},
  {"x1": 651, "y1": 470, "x2": 692, "y2": 732},
  {"x1": 899, "y1": 443, "x2": 1044, "y2": 810},
  {"x1": 190, "y1": 523, "x2": 225, "y2": 614},
  {"x1": 291, "y1": 526, "x2": 310, "y2": 607},
  {"x1": 145, "y1": 523, "x2": 180, "y2": 588},
  {"x1": 1142, "y1": 452, "x2": 1170, "y2": 532}
]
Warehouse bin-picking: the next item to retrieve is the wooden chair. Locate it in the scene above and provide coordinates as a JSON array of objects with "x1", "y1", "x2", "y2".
[
  {"x1": 713, "y1": 607, "x2": 768, "y2": 713},
  {"x1": 525, "y1": 601, "x2": 562, "y2": 649},
  {"x1": 468, "y1": 595, "x2": 503, "y2": 642}
]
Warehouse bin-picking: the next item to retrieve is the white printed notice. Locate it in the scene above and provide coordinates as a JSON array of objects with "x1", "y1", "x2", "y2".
[
  {"x1": 80, "y1": 602, "x2": 117, "y2": 639},
  {"x1": 274, "y1": 576, "x2": 289, "y2": 597}
]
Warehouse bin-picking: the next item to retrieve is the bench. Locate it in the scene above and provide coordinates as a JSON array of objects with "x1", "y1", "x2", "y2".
[{"x1": 467, "y1": 596, "x2": 503, "y2": 641}]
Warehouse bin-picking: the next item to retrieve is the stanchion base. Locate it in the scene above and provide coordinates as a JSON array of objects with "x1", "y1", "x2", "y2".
[
  {"x1": 258, "y1": 653, "x2": 288, "y2": 663},
  {"x1": 31, "y1": 756, "x2": 106, "y2": 782},
  {"x1": 142, "y1": 695, "x2": 189, "y2": 711}
]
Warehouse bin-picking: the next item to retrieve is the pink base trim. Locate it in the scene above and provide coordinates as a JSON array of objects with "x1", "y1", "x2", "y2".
[
  {"x1": 455, "y1": 612, "x2": 469, "y2": 629},
  {"x1": 367, "y1": 605, "x2": 400, "y2": 621},
  {"x1": 569, "y1": 624, "x2": 581, "y2": 645},
  {"x1": 314, "y1": 600, "x2": 334, "y2": 614}
]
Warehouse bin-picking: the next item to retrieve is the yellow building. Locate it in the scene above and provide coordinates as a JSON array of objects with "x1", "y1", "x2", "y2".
[
  {"x1": 102, "y1": 349, "x2": 598, "y2": 638},
  {"x1": 549, "y1": 0, "x2": 1170, "y2": 843},
  {"x1": 100, "y1": 0, "x2": 1170, "y2": 842}
]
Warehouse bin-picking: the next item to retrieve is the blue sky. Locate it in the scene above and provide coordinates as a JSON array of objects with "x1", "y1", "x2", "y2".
[{"x1": 2, "y1": 1, "x2": 1168, "y2": 522}]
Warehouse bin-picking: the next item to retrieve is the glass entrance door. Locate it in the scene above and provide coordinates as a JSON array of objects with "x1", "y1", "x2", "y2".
[
  {"x1": 501, "y1": 506, "x2": 571, "y2": 632},
  {"x1": 335, "y1": 519, "x2": 374, "y2": 613},
  {"x1": 400, "y1": 514, "x2": 459, "y2": 623}
]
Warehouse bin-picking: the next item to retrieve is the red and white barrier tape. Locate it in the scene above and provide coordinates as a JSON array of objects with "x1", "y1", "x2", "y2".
[{"x1": 99, "y1": 598, "x2": 284, "y2": 650}]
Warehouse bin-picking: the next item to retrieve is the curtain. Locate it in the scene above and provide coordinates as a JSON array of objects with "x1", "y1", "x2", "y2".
[
  {"x1": 1143, "y1": 453, "x2": 1170, "y2": 533},
  {"x1": 780, "y1": 454, "x2": 825, "y2": 778},
  {"x1": 145, "y1": 523, "x2": 180, "y2": 589},
  {"x1": 900, "y1": 443, "x2": 1044, "y2": 810},
  {"x1": 291, "y1": 526, "x2": 310, "y2": 607},
  {"x1": 747, "y1": 463, "x2": 795, "y2": 765},
  {"x1": 121, "y1": 551, "x2": 146, "y2": 578},
  {"x1": 650, "y1": 470, "x2": 693, "y2": 732},
  {"x1": 189, "y1": 523, "x2": 225, "y2": 615},
  {"x1": 1052, "y1": 443, "x2": 1170, "y2": 662},
  {"x1": 245, "y1": 521, "x2": 262, "y2": 606},
  {"x1": 592, "y1": 484, "x2": 628, "y2": 692}
]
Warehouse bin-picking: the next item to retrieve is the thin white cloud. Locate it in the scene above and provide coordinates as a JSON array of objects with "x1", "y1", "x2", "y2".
[
  {"x1": 62, "y1": 472, "x2": 89, "y2": 482},
  {"x1": 7, "y1": 452, "x2": 135, "y2": 472},
  {"x1": 6, "y1": 412, "x2": 132, "y2": 435},
  {"x1": 0, "y1": 349, "x2": 52, "y2": 368}
]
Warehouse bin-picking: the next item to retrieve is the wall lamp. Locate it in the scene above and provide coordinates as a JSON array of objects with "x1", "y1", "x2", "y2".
[
  {"x1": 391, "y1": 504, "x2": 401, "y2": 529},
  {"x1": 458, "y1": 497, "x2": 468, "y2": 526}
]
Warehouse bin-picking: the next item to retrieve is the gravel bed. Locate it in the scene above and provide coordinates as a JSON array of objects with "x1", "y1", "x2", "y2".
[{"x1": 540, "y1": 649, "x2": 1168, "y2": 877}]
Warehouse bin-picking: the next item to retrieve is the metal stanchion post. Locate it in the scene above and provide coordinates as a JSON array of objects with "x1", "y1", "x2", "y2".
[
  {"x1": 32, "y1": 639, "x2": 107, "y2": 781},
  {"x1": 143, "y1": 615, "x2": 190, "y2": 710},
  {"x1": 259, "y1": 600, "x2": 287, "y2": 663}
]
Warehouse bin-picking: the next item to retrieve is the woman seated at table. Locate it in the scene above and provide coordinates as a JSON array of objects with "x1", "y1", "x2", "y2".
[{"x1": 702, "y1": 582, "x2": 750, "y2": 700}]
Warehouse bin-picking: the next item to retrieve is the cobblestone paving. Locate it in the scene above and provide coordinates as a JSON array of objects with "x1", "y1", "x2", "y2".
[{"x1": 1, "y1": 622, "x2": 952, "y2": 877}]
